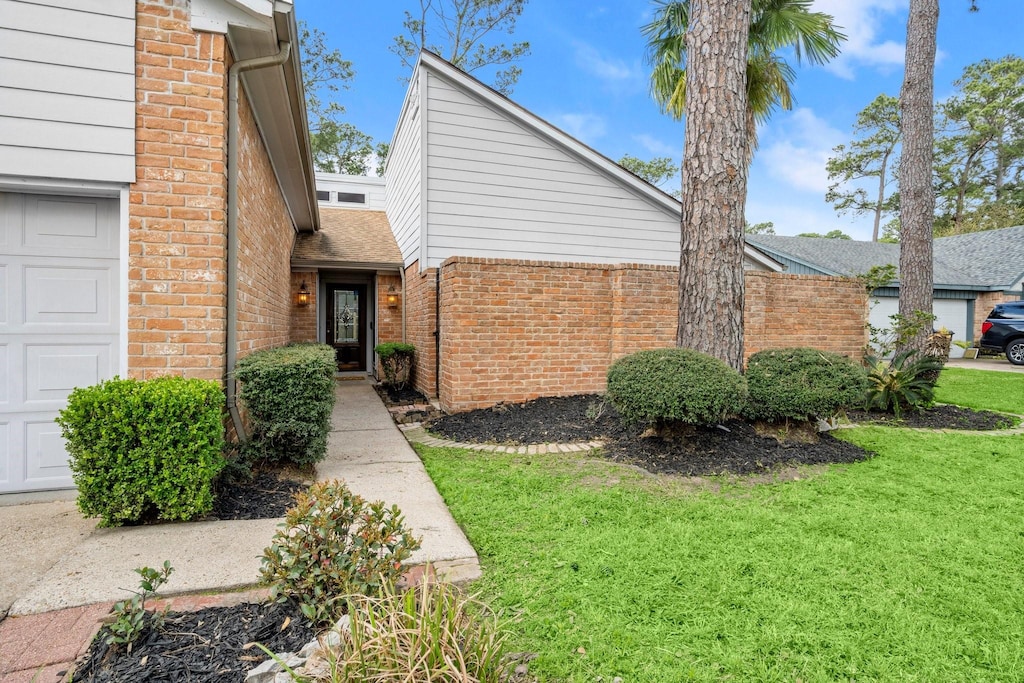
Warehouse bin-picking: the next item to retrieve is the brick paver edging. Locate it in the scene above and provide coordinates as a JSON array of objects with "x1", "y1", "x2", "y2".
[{"x1": 400, "y1": 425, "x2": 603, "y2": 454}]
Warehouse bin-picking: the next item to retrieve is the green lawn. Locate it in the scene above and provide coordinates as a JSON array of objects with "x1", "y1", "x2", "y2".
[
  {"x1": 419, "y1": 369, "x2": 1024, "y2": 682},
  {"x1": 935, "y1": 366, "x2": 1024, "y2": 414}
]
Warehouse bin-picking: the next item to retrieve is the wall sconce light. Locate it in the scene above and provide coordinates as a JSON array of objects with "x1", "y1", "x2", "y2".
[
  {"x1": 386, "y1": 284, "x2": 399, "y2": 308},
  {"x1": 297, "y1": 281, "x2": 311, "y2": 306}
]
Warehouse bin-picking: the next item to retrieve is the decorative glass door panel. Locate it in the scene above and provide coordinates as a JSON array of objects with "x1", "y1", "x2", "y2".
[{"x1": 326, "y1": 284, "x2": 367, "y2": 371}]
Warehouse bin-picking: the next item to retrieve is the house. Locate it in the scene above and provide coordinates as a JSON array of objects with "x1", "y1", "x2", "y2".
[
  {"x1": 747, "y1": 228, "x2": 1024, "y2": 357},
  {"x1": 289, "y1": 51, "x2": 871, "y2": 412},
  {"x1": 0, "y1": 0, "x2": 317, "y2": 494}
]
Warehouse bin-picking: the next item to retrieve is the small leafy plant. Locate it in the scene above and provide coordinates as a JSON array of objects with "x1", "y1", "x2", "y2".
[
  {"x1": 375, "y1": 342, "x2": 415, "y2": 391},
  {"x1": 260, "y1": 480, "x2": 421, "y2": 625},
  {"x1": 321, "y1": 579, "x2": 510, "y2": 682},
  {"x1": 745, "y1": 348, "x2": 868, "y2": 423},
  {"x1": 864, "y1": 349, "x2": 944, "y2": 418},
  {"x1": 106, "y1": 561, "x2": 174, "y2": 652}
]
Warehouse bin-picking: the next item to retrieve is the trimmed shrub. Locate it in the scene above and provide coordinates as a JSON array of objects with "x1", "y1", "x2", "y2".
[
  {"x1": 744, "y1": 347, "x2": 869, "y2": 422},
  {"x1": 235, "y1": 343, "x2": 336, "y2": 466},
  {"x1": 260, "y1": 480, "x2": 421, "y2": 625},
  {"x1": 57, "y1": 376, "x2": 225, "y2": 527},
  {"x1": 375, "y1": 342, "x2": 415, "y2": 390},
  {"x1": 606, "y1": 348, "x2": 747, "y2": 428}
]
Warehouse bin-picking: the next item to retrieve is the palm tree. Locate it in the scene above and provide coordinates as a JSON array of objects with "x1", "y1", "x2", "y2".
[{"x1": 644, "y1": 0, "x2": 845, "y2": 160}]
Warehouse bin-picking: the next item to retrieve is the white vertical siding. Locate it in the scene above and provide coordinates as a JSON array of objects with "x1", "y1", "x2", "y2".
[
  {"x1": 385, "y1": 70, "x2": 423, "y2": 268},
  {"x1": 423, "y1": 71, "x2": 681, "y2": 268},
  {"x1": 0, "y1": 0, "x2": 136, "y2": 183}
]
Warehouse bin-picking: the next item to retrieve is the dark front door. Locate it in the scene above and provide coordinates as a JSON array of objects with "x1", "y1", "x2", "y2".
[{"x1": 326, "y1": 284, "x2": 368, "y2": 371}]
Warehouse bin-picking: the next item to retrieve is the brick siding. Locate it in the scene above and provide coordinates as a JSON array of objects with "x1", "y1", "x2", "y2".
[
  {"x1": 405, "y1": 263, "x2": 438, "y2": 398},
  {"x1": 433, "y1": 257, "x2": 868, "y2": 411},
  {"x1": 973, "y1": 291, "x2": 1020, "y2": 341},
  {"x1": 129, "y1": 0, "x2": 227, "y2": 381},
  {"x1": 290, "y1": 271, "x2": 318, "y2": 342},
  {"x1": 130, "y1": 0, "x2": 297, "y2": 381}
]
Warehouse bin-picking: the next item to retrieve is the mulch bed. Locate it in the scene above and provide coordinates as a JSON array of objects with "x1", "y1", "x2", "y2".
[
  {"x1": 374, "y1": 383, "x2": 432, "y2": 407},
  {"x1": 71, "y1": 600, "x2": 315, "y2": 682},
  {"x1": 426, "y1": 394, "x2": 1015, "y2": 477},
  {"x1": 209, "y1": 470, "x2": 308, "y2": 521},
  {"x1": 847, "y1": 404, "x2": 1018, "y2": 430}
]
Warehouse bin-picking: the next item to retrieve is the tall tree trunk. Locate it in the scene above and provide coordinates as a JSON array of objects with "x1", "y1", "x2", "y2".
[
  {"x1": 677, "y1": 0, "x2": 752, "y2": 371},
  {"x1": 898, "y1": 0, "x2": 938, "y2": 353},
  {"x1": 873, "y1": 150, "x2": 890, "y2": 242}
]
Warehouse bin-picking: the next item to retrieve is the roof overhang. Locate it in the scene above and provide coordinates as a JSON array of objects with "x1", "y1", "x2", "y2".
[
  {"x1": 191, "y1": 0, "x2": 319, "y2": 233},
  {"x1": 291, "y1": 259, "x2": 403, "y2": 272}
]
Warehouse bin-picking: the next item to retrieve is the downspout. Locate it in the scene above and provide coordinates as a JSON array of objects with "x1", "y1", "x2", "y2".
[
  {"x1": 434, "y1": 267, "x2": 440, "y2": 398},
  {"x1": 225, "y1": 40, "x2": 292, "y2": 441},
  {"x1": 400, "y1": 266, "x2": 407, "y2": 343}
]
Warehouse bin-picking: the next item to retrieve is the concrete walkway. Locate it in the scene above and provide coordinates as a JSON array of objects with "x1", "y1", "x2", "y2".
[{"x1": 0, "y1": 379, "x2": 478, "y2": 680}]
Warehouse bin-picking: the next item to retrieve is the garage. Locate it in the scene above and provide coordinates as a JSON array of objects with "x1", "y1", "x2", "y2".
[
  {"x1": 0, "y1": 192, "x2": 120, "y2": 493},
  {"x1": 868, "y1": 295, "x2": 972, "y2": 357}
]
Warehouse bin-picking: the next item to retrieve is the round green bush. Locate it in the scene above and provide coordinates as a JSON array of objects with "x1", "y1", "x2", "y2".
[
  {"x1": 57, "y1": 376, "x2": 226, "y2": 526},
  {"x1": 606, "y1": 348, "x2": 747, "y2": 427},
  {"x1": 744, "y1": 347, "x2": 869, "y2": 422}
]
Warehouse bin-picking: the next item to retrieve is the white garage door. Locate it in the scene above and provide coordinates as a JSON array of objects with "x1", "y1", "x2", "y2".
[
  {"x1": 868, "y1": 295, "x2": 971, "y2": 357},
  {"x1": 0, "y1": 192, "x2": 119, "y2": 493}
]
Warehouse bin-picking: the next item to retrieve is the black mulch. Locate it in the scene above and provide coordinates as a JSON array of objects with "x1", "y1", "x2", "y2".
[
  {"x1": 374, "y1": 383, "x2": 432, "y2": 407},
  {"x1": 847, "y1": 404, "x2": 1018, "y2": 430},
  {"x1": 426, "y1": 394, "x2": 873, "y2": 476},
  {"x1": 209, "y1": 470, "x2": 308, "y2": 521},
  {"x1": 71, "y1": 600, "x2": 315, "y2": 683}
]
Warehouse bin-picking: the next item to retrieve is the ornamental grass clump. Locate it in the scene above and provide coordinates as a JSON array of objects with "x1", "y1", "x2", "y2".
[
  {"x1": 315, "y1": 579, "x2": 510, "y2": 683},
  {"x1": 260, "y1": 480, "x2": 421, "y2": 625},
  {"x1": 606, "y1": 348, "x2": 747, "y2": 428},
  {"x1": 744, "y1": 347, "x2": 869, "y2": 422},
  {"x1": 57, "y1": 376, "x2": 225, "y2": 526}
]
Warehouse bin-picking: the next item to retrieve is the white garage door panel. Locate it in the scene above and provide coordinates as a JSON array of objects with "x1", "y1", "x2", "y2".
[
  {"x1": 0, "y1": 191, "x2": 119, "y2": 493},
  {"x1": 25, "y1": 343, "x2": 111, "y2": 404},
  {"x1": 24, "y1": 265, "x2": 113, "y2": 324}
]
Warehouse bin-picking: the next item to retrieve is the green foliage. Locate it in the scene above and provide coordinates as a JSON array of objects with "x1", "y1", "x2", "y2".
[
  {"x1": 390, "y1": 0, "x2": 530, "y2": 96},
  {"x1": 796, "y1": 229, "x2": 852, "y2": 239},
  {"x1": 643, "y1": 0, "x2": 845, "y2": 152},
  {"x1": 745, "y1": 220, "x2": 776, "y2": 235},
  {"x1": 606, "y1": 348, "x2": 747, "y2": 427},
  {"x1": 864, "y1": 349, "x2": 944, "y2": 418},
  {"x1": 866, "y1": 310, "x2": 937, "y2": 358},
  {"x1": 235, "y1": 343, "x2": 336, "y2": 466},
  {"x1": 618, "y1": 154, "x2": 679, "y2": 196},
  {"x1": 375, "y1": 342, "x2": 415, "y2": 391},
  {"x1": 57, "y1": 377, "x2": 225, "y2": 526},
  {"x1": 260, "y1": 480, "x2": 421, "y2": 625},
  {"x1": 825, "y1": 93, "x2": 901, "y2": 242},
  {"x1": 744, "y1": 348, "x2": 869, "y2": 422},
  {"x1": 105, "y1": 561, "x2": 174, "y2": 651},
  {"x1": 323, "y1": 580, "x2": 510, "y2": 682}
]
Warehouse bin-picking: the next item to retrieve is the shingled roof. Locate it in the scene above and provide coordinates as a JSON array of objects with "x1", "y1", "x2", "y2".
[
  {"x1": 747, "y1": 225, "x2": 1024, "y2": 290},
  {"x1": 292, "y1": 208, "x2": 403, "y2": 269}
]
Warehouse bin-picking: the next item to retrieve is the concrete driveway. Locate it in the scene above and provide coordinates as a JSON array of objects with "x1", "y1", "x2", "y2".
[{"x1": 945, "y1": 357, "x2": 1024, "y2": 373}]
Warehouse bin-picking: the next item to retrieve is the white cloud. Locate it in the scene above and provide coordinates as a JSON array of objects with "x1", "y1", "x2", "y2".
[
  {"x1": 572, "y1": 41, "x2": 644, "y2": 87},
  {"x1": 633, "y1": 133, "x2": 678, "y2": 159},
  {"x1": 812, "y1": 0, "x2": 906, "y2": 79},
  {"x1": 550, "y1": 112, "x2": 607, "y2": 144},
  {"x1": 759, "y1": 108, "x2": 843, "y2": 194}
]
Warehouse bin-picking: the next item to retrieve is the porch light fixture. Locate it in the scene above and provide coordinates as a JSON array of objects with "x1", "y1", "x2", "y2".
[
  {"x1": 386, "y1": 284, "x2": 399, "y2": 308},
  {"x1": 297, "y1": 281, "x2": 311, "y2": 306}
]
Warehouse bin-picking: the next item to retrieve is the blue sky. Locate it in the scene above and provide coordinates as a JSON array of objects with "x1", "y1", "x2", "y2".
[{"x1": 297, "y1": 1, "x2": 1024, "y2": 241}]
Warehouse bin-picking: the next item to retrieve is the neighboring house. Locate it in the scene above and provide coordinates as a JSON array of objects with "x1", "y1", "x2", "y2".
[
  {"x1": 0, "y1": 0, "x2": 317, "y2": 494},
  {"x1": 289, "y1": 51, "x2": 870, "y2": 412},
  {"x1": 747, "y1": 228, "x2": 1024, "y2": 357}
]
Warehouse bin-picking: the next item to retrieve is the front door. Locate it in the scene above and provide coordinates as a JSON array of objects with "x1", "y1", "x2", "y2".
[{"x1": 326, "y1": 284, "x2": 367, "y2": 371}]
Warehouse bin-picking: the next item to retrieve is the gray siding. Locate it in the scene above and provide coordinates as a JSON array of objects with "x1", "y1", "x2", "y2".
[
  {"x1": 385, "y1": 71, "x2": 423, "y2": 267},
  {"x1": 423, "y1": 71, "x2": 681, "y2": 268},
  {"x1": 0, "y1": 0, "x2": 135, "y2": 183}
]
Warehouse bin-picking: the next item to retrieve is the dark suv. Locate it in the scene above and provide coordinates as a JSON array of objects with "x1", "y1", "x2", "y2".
[{"x1": 979, "y1": 301, "x2": 1024, "y2": 365}]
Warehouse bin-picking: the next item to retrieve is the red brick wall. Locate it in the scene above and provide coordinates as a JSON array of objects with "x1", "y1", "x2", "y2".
[
  {"x1": 376, "y1": 273, "x2": 404, "y2": 345},
  {"x1": 973, "y1": 291, "x2": 1019, "y2": 341},
  {"x1": 129, "y1": 0, "x2": 227, "y2": 381},
  {"x1": 290, "y1": 271, "x2": 318, "y2": 343},
  {"x1": 405, "y1": 262, "x2": 438, "y2": 398},
  {"x1": 433, "y1": 257, "x2": 868, "y2": 411},
  {"x1": 235, "y1": 85, "x2": 294, "y2": 358}
]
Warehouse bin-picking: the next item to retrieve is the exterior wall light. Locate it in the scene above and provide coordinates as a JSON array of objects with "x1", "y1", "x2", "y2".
[
  {"x1": 297, "y1": 281, "x2": 311, "y2": 306},
  {"x1": 386, "y1": 284, "x2": 400, "y2": 308}
]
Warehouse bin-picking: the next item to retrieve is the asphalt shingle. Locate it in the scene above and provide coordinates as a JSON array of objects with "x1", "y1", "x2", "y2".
[{"x1": 292, "y1": 208, "x2": 403, "y2": 266}]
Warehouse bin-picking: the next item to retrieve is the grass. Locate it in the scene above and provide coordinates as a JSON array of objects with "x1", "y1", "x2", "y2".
[
  {"x1": 418, "y1": 369, "x2": 1024, "y2": 682},
  {"x1": 935, "y1": 366, "x2": 1024, "y2": 415}
]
